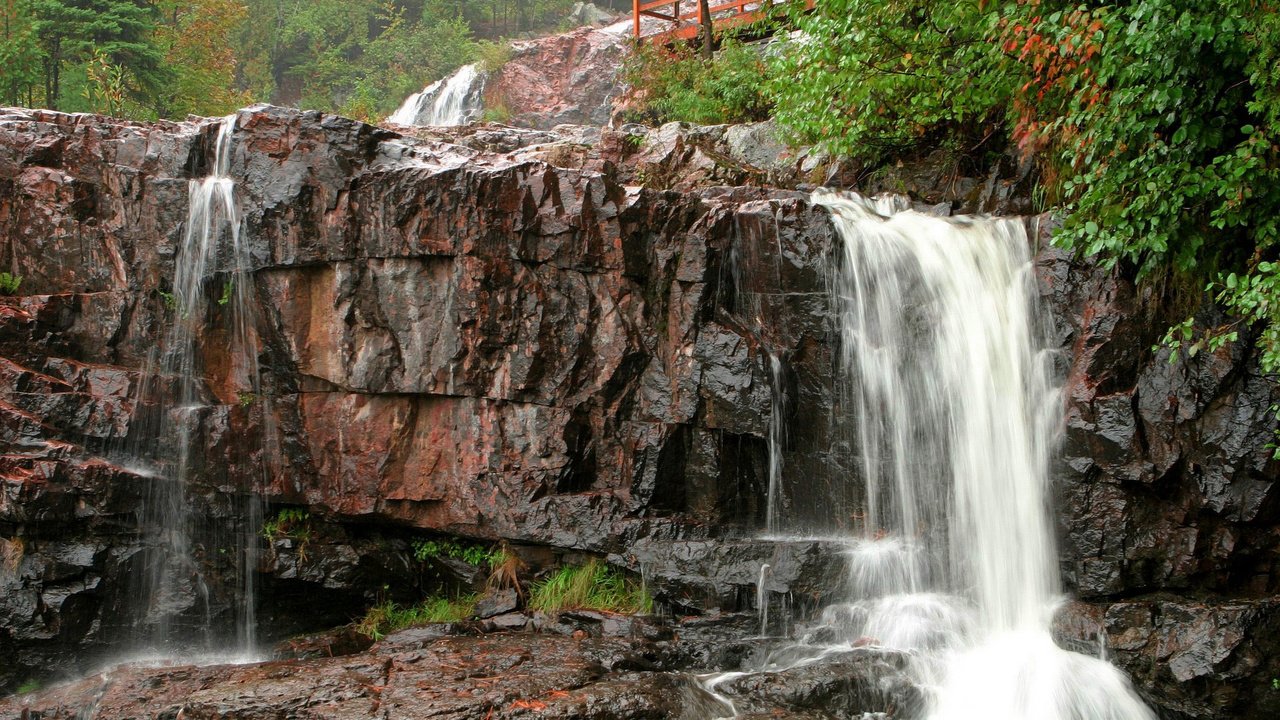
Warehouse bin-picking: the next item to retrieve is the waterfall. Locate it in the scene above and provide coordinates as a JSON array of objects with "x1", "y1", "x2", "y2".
[
  {"x1": 129, "y1": 115, "x2": 262, "y2": 658},
  {"x1": 764, "y1": 191, "x2": 1156, "y2": 719},
  {"x1": 387, "y1": 64, "x2": 486, "y2": 126},
  {"x1": 764, "y1": 352, "x2": 785, "y2": 534}
]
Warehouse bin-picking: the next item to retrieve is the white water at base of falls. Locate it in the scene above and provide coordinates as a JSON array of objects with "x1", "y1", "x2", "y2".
[
  {"x1": 387, "y1": 63, "x2": 486, "y2": 126},
  {"x1": 721, "y1": 192, "x2": 1155, "y2": 720}
]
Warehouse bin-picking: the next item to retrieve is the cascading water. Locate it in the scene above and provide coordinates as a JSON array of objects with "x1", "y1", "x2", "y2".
[
  {"x1": 732, "y1": 191, "x2": 1155, "y2": 719},
  {"x1": 387, "y1": 63, "x2": 486, "y2": 126},
  {"x1": 128, "y1": 115, "x2": 263, "y2": 658}
]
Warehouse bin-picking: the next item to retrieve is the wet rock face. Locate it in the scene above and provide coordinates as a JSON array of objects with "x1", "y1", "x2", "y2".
[
  {"x1": 1, "y1": 106, "x2": 1277, "y2": 715},
  {"x1": 1037, "y1": 234, "x2": 1280, "y2": 719},
  {"x1": 0, "y1": 105, "x2": 844, "y2": 687},
  {"x1": 484, "y1": 24, "x2": 628, "y2": 129}
]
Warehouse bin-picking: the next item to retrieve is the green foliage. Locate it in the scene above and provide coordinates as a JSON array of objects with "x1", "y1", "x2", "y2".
[
  {"x1": 157, "y1": 289, "x2": 176, "y2": 310},
  {"x1": 2, "y1": 0, "x2": 578, "y2": 120},
  {"x1": 356, "y1": 594, "x2": 478, "y2": 640},
  {"x1": 481, "y1": 101, "x2": 511, "y2": 124},
  {"x1": 474, "y1": 39, "x2": 511, "y2": 73},
  {"x1": 153, "y1": 0, "x2": 252, "y2": 117},
  {"x1": 237, "y1": 391, "x2": 256, "y2": 407},
  {"x1": 621, "y1": 37, "x2": 772, "y2": 126},
  {"x1": 217, "y1": 280, "x2": 234, "y2": 307},
  {"x1": 528, "y1": 559, "x2": 652, "y2": 615},
  {"x1": 770, "y1": 1, "x2": 1008, "y2": 157},
  {"x1": 0, "y1": 1, "x2": 44, "y2": 107},
  {"x1": 15, "y1": 679, "x2": 40, "y2": 695},
  {"x1": 412, "y1": 537, "x2": 504, "y2": 568},
  {"x1": 29, "y1": 0, "x2": 172, "y2": 115},
  {"x1": 771, "y1": 0, "x2": 1280, "y2": 372},
  {"x1": 261, "y1": 508, "x2": 310, "y2": 541},
  {"x1": 0, "y1": 272, "x2": 21, "y2": 295}
]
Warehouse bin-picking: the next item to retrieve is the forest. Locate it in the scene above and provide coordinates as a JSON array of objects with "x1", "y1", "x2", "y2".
[{"x1": 0, "y1": 0, "x2": 605, "y2": 121}]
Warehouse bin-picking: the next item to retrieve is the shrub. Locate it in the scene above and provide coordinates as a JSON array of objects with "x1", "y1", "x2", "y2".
[
  {"x1": 620, "y1": 37, "x2": 773, "y2": 126},
  {"x1": 475, "y1": 40, "x2": 512, "y2": 73},
  {"x1": 528, "y1": 558, "x2": 652, "y2": 615}
]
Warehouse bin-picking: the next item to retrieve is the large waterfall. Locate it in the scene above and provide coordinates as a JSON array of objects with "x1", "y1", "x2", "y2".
[
  {"x1": 128, "y1": 115, "x2": 263, "y2": 657},
  {"x1": 387, "y1": 64, "x2": 486, "y2": 126},
  {"x1": 751, "y1": 192, "x2": 1156, "y2": 719}
]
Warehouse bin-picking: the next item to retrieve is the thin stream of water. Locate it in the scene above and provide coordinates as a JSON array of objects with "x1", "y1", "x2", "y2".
[{"x1": 129, "y1": 115, "x2": 264, "y2": 657}]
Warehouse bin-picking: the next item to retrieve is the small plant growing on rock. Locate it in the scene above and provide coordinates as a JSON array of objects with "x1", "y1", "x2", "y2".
[
  {"x1": 487, "y1": 544, "x2": 525, "y2": 598},
  {"x1": 0, "y1": 272, "x2": 21, "y2": 296},
  {"x1": 528, "y1": 558, "x2": 652, "y2": 615},
  {"x1": 262, "y1": 508, "x2": 312, "y2": 562},
  {"x1": 217, "y1": 281, "x2": 234, "y2": 307},
  {"x1": 412, "y1": 538, "x2": 503, "y2": 568},
  {"x1": 15, "y1": 679, "x2": 41, "y2": 695},
  {"x1": 356, "y1": 594, "x2": 479, "y2": 640},
  {"x1": 238, "y1": 392, "x2": 256, "y2": 408},
  {"x1": 262, "y1": 508, "x2": 310, "y2": 540},
  {"x1": 158, "y1": 290, "x2": 177, "y2": 310},
  {"x1": 481, "y1": 102, "x2": 512, "y2": 124}
]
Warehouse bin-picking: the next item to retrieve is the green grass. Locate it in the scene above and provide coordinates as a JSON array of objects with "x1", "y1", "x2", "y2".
[
  {"x1": 528, "y1": 559, "x2": 652, "y2": 615},
  {"x1": 356, "y1": 594, "x2": 479, "y2": 640}
]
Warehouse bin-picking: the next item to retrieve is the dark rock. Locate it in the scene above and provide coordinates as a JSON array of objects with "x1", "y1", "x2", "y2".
[{"x1": 476, "y1": 588, "x2": 521, "y2": 619}]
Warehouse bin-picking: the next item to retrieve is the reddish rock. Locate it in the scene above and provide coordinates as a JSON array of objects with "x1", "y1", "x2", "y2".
[
  {"x1": 1, "y1": 106, "x2": 1277, "y2": 717},
  {"x1": 485, "y1": 25, "x2": 629, "y2": 129}
]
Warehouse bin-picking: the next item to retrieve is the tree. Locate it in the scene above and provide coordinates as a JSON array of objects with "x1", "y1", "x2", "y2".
[
  {"x1": 154, "y1": 0, "x2": 250, "y2": 117},
  {"x1": 29, "y1": 0, "x2": 169, "y2": 112},
  {"x1": 0, "y1": 0, "x2": 42, "y2": 107}
]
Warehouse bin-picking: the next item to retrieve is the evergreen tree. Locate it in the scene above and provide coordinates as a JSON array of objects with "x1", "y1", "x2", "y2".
[{"x1": 29, "y1": 0, "x2": 169, "y2": 111}]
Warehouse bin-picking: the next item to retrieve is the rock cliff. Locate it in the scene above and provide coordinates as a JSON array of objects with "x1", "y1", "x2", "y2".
[{"x1": 0, "y1": 107, "x2": 1276, "y2": 718}]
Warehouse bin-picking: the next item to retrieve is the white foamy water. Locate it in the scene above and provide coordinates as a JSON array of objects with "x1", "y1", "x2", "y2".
[
  {"x1": 387, "y1": 63, "x2": 486, "y2": 126},
  {"x1": 805, "y1": 191, "x2": 1154, "y2": 719}
]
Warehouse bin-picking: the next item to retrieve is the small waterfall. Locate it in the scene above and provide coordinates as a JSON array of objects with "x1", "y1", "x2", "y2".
[
  {"x1": 764, "y1": 352, "x2": 785, "y2": 534},
  {"x1": 387, "y1": 64, "x2": 486, "y2": 126},
  {"x1": 129, "y1": 115, "x2": 263, "y2": 657},
  {"x1": 756, "y1": 563, "x2": 771, "y2": 636},
  {"x1": 797, "y1": 191, "x2": 1154, "y2": 719}
]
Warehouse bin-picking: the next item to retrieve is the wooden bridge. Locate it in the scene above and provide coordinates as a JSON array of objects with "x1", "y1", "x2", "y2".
[{"x1": 631, "y1": 0, "x2": 812, "y2": 43}]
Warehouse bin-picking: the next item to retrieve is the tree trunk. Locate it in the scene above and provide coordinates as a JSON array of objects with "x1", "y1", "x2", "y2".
[{"x1": 698, "y1": 0, "x2": 713, "y2": 59}]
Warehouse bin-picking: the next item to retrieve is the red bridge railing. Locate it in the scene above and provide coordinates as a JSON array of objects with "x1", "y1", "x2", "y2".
[{"x1": 632, "y1": 0, "x2": 812, "y2": 42}]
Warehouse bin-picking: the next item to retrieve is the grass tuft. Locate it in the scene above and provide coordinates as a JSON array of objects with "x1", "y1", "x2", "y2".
[
  {"x1": 356, "y1": 594, "x2": 479, "y2": 640},
  {"x1": 528, "y1": 559, "x2": 652, "y2": 615}
]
